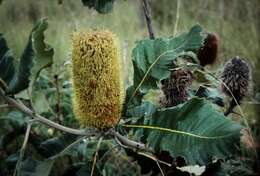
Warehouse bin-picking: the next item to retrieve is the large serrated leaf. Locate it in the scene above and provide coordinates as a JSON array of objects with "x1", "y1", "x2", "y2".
[
  {"x1": 124, "y1": 98, "x2": 242, "y2": 165},
  {"x1": 128, "y1": 25, "x2": 204, "y2": 105},
  {"x1": 2, "y1": 18, "x2": 53, "y2": 94},
  {"x1": 7, "y1": 34, "x2": 34, "y2": 94},
  {"x1": 81, "y1": 0, "x2": 115, "y2": 14},
  {"x1": 29, "y1": 18, "x2": 54, "y2": 89}
]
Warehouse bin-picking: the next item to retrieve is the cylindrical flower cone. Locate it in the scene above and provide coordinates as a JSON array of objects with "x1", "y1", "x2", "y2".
[{"x1": 71, "y1": 30, "x2": 124, "y2": 129}]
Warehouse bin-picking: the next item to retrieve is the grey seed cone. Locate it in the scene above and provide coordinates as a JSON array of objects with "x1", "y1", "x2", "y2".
[{"x1": 221, "y1": 56, "x2": 251, "y2": 102}]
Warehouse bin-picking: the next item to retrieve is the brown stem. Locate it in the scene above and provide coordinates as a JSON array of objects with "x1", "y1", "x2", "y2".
[
  {"x1": 108, "y1": 129, "x2": 147, "y2": 151},
  {"x1": 142, "y1": 0, "x2": 155, "y2": 39},
  {"x1": 0, "y1": 87, "x2": 147, "y2": 152},
  {"x1": 54, "y1": 74, "x2": 62, "y2": 123}
]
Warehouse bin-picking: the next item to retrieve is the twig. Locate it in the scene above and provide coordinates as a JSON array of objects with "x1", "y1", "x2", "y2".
[
  {"x1": 0, "y1": 87, "x2": 95, "y2": 136},
  {"x1": 49, "y1": 136, "x2": 86, "y2": 160},
  {"x1": 0, "y1": 104, "x2": 10, "y2": 108},
  {"x1": 173, "y1": 0, "x2": 180, "y2": 36},
  {"x1": 54, "y1": 74, "x2": 63, "y2": 123},
  {"x1": 98, "y1": 143, "x2": 119, "y2": 164},
  {"x1": 108, "y1": 129, "x2": 147, "y2": 151},
  {"x1": 156, "y1": 159, "x2": 165, "y2": 176},
  {"x1": 115, "y1": 136, "x2": 128, "y2": 148},
  {"x1": 27, "y1": 86, "x2": 36, "y2": 113},
  {"x1": 13, "y1": 120, "x2": 33, "y2": 176},
  {"x1": 0, "y1": 88, "x2": 148, "y2": 153},
  {"x1": 142, "y1": 0, "x2": 155, "y2": 39},
  {"x1": 91, "y1": 137, "x2": 103, "y2": 176},
  {"x1": 137, "y1": 152, "x2": 172, "y2": 167}
]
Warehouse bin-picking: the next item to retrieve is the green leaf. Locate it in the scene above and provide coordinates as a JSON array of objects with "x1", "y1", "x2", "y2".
[
  {"x1": 81, "y1": 0, "x2": 115, "y2": 14},
  {"x1": 5, "y1": 153, "x2": 19, "y2": 167},
  {"x1": 98, "y1": 149, "x2": 142, "y2": 176},
  {"x1": 195, "y1": 86, "x2": 224, "y2": 107},
  {"x1": 4, "y1": 18, "x2": 53, "y2": 94},
  {"x1": 29, "y1": 18, "x2": 54, "y2": 90},
  {"x1": 213, "y1": 158, "x2": 256, "y2": 176},
  {"x1": 39, "y1": 134, "x2": 77, "y2": 157},
  {"x1": 33, "y1": 91, "x2": 51, "y2": 114},
  {"x1": 124, "y1": 98, "x2": 242, "y2": 165},
  {"x1": 76, "y1": 162, "x2": 93, "y2": 176},
  {"x1": 19, "y1": 157, "x2": 54, "y2": 176},
  {"x1": 123, "y1": 85, "x2": 144, "y2": 113},
  {"x1": 0, "y1": 33, "x2": 15, "y2": 85},
  {"x1": 129, "y1": 25, "x2": 204, "y2": 105},
  {"x1": 7, "y1": 34, "x2": 34, "y2": 93}
]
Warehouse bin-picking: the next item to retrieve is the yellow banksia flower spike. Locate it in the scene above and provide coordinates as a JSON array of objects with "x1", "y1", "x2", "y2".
[{"x1": 71, "y1": 30, "x2": 124, "y2": 129}]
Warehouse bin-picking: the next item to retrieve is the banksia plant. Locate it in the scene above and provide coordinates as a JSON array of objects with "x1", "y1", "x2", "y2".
[
  {"x1": 71, "y1": 30, "x2": 124, "y2": 129},
  {"x1": 159, "y1": 69, "x2": 193, "y2": 107},
  {"x1": 221, "y1": 56, "x2": 251, "y2": 115},
  {"x1": 198, "y1": 32, "x2": 219, "y2": 66}
]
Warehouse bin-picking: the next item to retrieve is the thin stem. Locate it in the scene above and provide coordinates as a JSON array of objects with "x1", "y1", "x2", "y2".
[
  {"x1": 173, "y1": 0, "x2": 180, "y2": 36},
  {"x1": 98, "y1": 143, "x2": 119, "y2": 164},
  {"x1": 142, "y1": 0, "x2": 155, "y2": 39},
  {"x1": 0, "y1": 88, "x2": 94, "y2": 136},
  {"x1": 0, "y1": 88, "x2": 148, "y2": 155},
  {"x1": 49, "y1": 136, "x2": 86, "y2": 160},
  {"x1": 137, "y1": 152, "x2": 172, "y2": 167},
  {"x1": 54, "y1": 74, "x2": 62, "y2": 123},
  {"x1": 91, "y1": 137, "x2": 103, "y2": 176},
  {"x1": 13, "y1": 121, "x2": 32, "y2": 176},
  {"x1": 27, "y1": 86, "x2": 36, "y2": 113},
  {"x1": 156, "y1": 159, "x2": 165, "y2": 176},
  {"x1": 0, "y1": 104, "x2": 10, "y2": 108}
]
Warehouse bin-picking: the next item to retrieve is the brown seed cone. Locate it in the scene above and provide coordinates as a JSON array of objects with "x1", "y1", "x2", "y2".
[
  {"x1": 198, "y1": 32, "x2": 219, "y2": 66},
  {"x1": 159, "y1": 69, "x2": 193, "y2": 107}
]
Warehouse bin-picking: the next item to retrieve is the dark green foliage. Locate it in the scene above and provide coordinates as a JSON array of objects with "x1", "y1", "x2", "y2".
[
  {"x1": 195, "y1": 85, "x2": 224, "y2": 107},
  {"x1": 0, "y1": 18, "x2": 53, "y2": 94},
  {"x1": 81, "y1": 0, "x2": 115, "y2": 14},
  {"x1": 39, "y1": 134, "x2": 77, "y2": 157},
  {"x1": 19, "y1": 158, "x2": 54, "y2": 176},
  {"x1": 202, "y1": 158, "x2": 257, "y2": 176},
  {"x1": 130, "y1": 24, "x2": 203, "y2": 104},
  {"x1": 126, "y1": 98, "x2": 242, "y2": 165},
  {"x1": 7, "y1": 34, "x2": 34, "y2": 94},
  {"x1": 120, "y1": 23, "x2": 252, "y2": 174},
  {"x1": 0, "y1": 33, "x2": 15, "y2": 85},
  {"x1": 29, "y1": 18, "x2": 54, "y2": 88}
]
